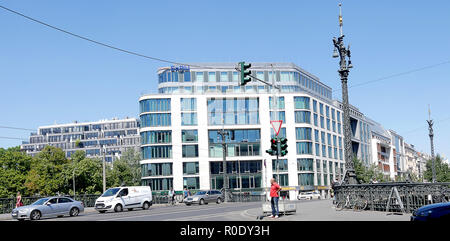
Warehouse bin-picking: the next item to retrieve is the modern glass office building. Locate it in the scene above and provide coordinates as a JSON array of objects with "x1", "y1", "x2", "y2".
[
  {"x1": 139, "y1": 63, "x2": 356, "y2": 199},
  {"x1": 21, "y1": 118, "x2": 140, "y2": 162}
]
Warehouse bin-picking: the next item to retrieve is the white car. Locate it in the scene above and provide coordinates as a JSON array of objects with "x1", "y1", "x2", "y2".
[
  {"x1": 95, "y1": 186, "x2": 152, "y2": 213},
  {"x1": 297, "y1": 191, "x2": 321, "y2": 200}
]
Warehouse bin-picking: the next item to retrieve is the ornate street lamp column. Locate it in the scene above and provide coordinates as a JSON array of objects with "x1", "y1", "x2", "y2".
[
  {"x1": 332, "y1": 3, "x2": 358, "y2": 184},
  {"x1": 427, "y1": 105, "x2": 436, "y2": 183}
]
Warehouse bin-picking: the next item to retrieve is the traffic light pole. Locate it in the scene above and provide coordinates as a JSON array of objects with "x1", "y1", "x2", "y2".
[{"x1": 218, "y1": 128, "x2": 229, "y2": 202}]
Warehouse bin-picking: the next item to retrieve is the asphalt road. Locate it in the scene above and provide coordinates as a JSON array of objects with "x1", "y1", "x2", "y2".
[
  {"x1": 4, "y1": 199, "x2": 410, "y2": 221},
  {"x1": 40, "y1": 201, "x2": 266, "y2": 221}
]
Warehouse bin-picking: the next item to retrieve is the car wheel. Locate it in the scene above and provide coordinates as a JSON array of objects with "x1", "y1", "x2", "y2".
[
  {"x1": 98, "y1": 210, "x2": 106, "y2": 213},
  {"x1": 30, "y1": 210, "x2": 41, "y2": 220},
  {"x1": 199, "y1": 199, "x2": 205, "y2": 205},
  {"x1": 143, "y1": 202, "x2": 150, "y2": 210},
  {"x1": 70, "y1": 207, "x2": 80, "y2": 217},
  {"x1": 114, "y1": 204, "x2": 123, "y2": 212},
  {"x1": 216, "y1": 198, "x2": 222, "y2": 204}
]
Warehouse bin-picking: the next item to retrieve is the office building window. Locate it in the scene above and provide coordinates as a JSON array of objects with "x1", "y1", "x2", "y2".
[
  {"x1": 140, "y1": 113, "x2": 171, "y2": 127},
  {"x1": 180, "y1": 98, "x2": 197, "y2": 111},
  {"x1": 182, "y1": 130, "x2": 198, "y2": 143},
  {"x1": 183, "y1": 162, "x2": 199, "y2": 175},
  {"x1": 269, "y1": 97, "x2": 285, "y2": 109},
  {"x1": 294, "y1": 97, "x2": 310, "y2": 109},
  {"x1": 139, "y1": 99, "x2": 171, "y2": 113},
  {"x1": 182, "y1": 145, "x2": 199, "y2": 158},
  {"x1": 142, "y1": 146, "x2": 172, "y2": 159},
  {"x1": 141, "y1": 131, "x2": 172, "y2": 145},
  {"x1": 142, "y1": 178, "x2": 173, "y2": 191},
  {"x1": 298, "y1": 173, "x2": 314, "y2": 187},
  {"x1": 208, "y1": 72, "x2": 216, "y2": 82},
  {"x1": 272, "y1": 159, "x2": 288, "y2": 172},
  {"x1": 181, "y1": 113, "x2": 198, "y2": 126},
  {"x1": 298, "y1": 158, "x2": 314, "y2": 171},
  {"x1": 296, "y1": 142, "x2": 313, "y2": 155},
  {"x1": 270, "y1": 111, "x2": 286, "y2": 123},
  {"x1": 271, "y1": 128, "x2": 286, "y2": 139},
  {"x1": 207, "y1": 97, "x2": 259, "y2": 125},
  {"x1": 183, "y1": 177, "x2": 200, "y2": 189},
  {"x1": 295, "y1": 111, "x2": 311, "y2": 124},
  {"x1": 141, "y1": 163, "x2": 173, "y2": 177},
  {"x1": 296, "y1": 127, "x2": 312, "y2": 140}
]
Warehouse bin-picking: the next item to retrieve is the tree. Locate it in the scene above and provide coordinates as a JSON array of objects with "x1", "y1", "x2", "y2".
[
  {"x1": 118, "y1": 148, "x2": 141, "y2": 186},
  {"x1": 352, "y1": 157, "x2": 389, "y2": 183},
  {"x1": 105, "y1": 149, "x2": 141, "y2": 187},
  {"x1": 24, "y1": 146, "x2": 69, "y2": 196},
  {"x1": 62, "y1": 150, "x2": 104, "y2": 195},
  {"x1": 0, "y1": 147, "x2": 32, "y2": 197},
  {"x1": 424, "y1": 154, "x2": 450, "y2": 182}
]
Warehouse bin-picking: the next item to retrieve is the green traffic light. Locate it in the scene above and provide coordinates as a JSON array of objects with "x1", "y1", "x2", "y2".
[{"x1": 239, "y1": 61, "x2": 252, "y2": 86}]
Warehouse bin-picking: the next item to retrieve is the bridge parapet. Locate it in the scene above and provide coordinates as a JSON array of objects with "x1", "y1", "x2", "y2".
[{"x1": 333, "y1": 182, "x2": 450, "y2": 213}]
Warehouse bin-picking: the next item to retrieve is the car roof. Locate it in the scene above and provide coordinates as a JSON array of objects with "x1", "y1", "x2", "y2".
[{"x1": 417, "y1": 202, "x2": 450, "y2": 212}]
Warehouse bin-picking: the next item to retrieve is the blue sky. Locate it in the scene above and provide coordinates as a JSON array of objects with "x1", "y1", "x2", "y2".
[{"x1": 0, "y1": 0, "x2": 449, "y2": 158}]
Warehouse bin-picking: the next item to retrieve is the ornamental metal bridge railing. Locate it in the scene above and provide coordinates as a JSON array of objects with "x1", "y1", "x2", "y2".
[{"x1": 333, "y1": 182, "x2": 450, "y2": 213}]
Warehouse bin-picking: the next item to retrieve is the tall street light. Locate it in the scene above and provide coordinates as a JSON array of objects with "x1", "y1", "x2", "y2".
[
  {"x1": 332, "y1": 3, "x2": 358, "y2": 184},
  {"x1": 427, "y1": 105, "x2": 436, "y2": 182}
]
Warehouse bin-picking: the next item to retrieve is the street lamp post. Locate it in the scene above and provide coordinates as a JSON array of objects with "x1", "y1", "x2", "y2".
[
  {"x1": 218, "y1": 127, "x2": 229, "y2": 202},
  {"x1": 332, "y1": 3, "x2": 358, "y2": 185},
  {"x1": 427, "y1": 106, "x2": 436, "y2": 183}
]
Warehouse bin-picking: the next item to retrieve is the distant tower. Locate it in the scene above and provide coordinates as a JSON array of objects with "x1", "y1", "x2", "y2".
[{"x1": 427, "y1": 105, "x2": 436, "y2": 183}]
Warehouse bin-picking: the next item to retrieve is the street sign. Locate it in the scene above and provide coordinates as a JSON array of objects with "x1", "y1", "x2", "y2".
[{"x1": 270, "y1": 120, "x2": 283, "y2": 136}]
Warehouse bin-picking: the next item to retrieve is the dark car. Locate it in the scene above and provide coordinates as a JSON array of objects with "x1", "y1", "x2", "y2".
[{"x1": 411, "y1": 202, "x2": 450, "y2": 221}]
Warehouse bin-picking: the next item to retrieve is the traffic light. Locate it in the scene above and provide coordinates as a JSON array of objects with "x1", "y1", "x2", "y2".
[
  {"x1": 279, "y1": 138, "x2": 288, "y2": 156},
  {"x1": 239, "y1": 61, "x2": 252, "y2": 86},
  {"x1": 266, "y1": 137, "x2": 278, "y2": 156}
]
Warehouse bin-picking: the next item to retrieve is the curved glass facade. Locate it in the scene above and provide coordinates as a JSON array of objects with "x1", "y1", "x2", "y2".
[
  {"x1": 140, "y1": 98, "x2": 171, "y2": 113},
  {"x1": 140, "y1": 113, "x2": 171, "y2": 127}
]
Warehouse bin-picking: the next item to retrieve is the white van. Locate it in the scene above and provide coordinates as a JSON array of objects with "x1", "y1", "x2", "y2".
[{"x1": 95, "y1": 186, "x2": 152, "y2": 213}]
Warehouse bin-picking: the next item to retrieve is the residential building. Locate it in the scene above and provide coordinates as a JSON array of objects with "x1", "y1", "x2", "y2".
[{"x1": 21, "y1": 117, "x2": 140, "y2": 162}]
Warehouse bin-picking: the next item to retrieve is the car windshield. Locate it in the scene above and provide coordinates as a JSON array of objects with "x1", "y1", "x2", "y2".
[
  {"x1": 101, "y1": 188, "x2": 121, "y2": 197},
  {"x1": 32, "y1": 198, "x2": 50, "y2": 205},
  {"x1": 195, "y1": 191, "x2": 207, "y2": 195}
]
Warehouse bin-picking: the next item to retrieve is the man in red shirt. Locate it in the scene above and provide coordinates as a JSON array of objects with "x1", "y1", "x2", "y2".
[{"x1": 270, "y1": 178, "x2": 281, "y2": 218}]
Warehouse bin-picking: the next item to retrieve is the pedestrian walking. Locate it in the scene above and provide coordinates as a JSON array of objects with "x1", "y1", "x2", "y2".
[
  {"x1": 168, "y1": 187, "x2": 175, "y2": 205},
  {"x1": 15, "y1": 191, "x2": 23, "y2": 208},
  {"x1": 182, "y1": 188, "x2": 190, "y2": 202},
  {"x1": 269, "y1": 178, "x2": 281, "y2": 219}
]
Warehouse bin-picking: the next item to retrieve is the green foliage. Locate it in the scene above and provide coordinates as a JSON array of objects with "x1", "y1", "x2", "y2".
[
  {"x1": 24, "y1": 146, "x2": 69, "y2": 196},
  {"x1": 1, "y1": 146, "x2": 142, "y2": 198},
  {"x1": 106, "y1": 149, "x2": 142, "y2": 187},
  {"x1": 0, "y1": 147, "x2": 32, "y2": 197},
  {"x1": 424, "y1": 155, "x2": 450, "y2": 182},
  {"x1": 62, "y1": 150, "x2": 104, "y2": 195},
  {"x1": 352, "y1": 157, "x2": 389, "y2": 183}
]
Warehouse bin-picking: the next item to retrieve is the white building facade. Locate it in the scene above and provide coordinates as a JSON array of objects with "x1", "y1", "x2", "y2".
[{"x1": 139, "y1": 63, "x2": 347, "y2": 199}]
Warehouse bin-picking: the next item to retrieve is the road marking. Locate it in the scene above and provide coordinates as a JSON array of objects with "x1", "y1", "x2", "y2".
[
  {"x1": 97, "y1": 203, "x2": 259, "y2": 221},
  {"x1": 164, "y1": 210, "x2": 243, "y2": 221}
]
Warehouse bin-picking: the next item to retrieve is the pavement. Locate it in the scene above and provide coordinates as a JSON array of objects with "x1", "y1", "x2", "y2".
[
  {"x1": 245, "y1": 199, "x2": 412, "y2": 221},
  {"x1": 0, "y1": 199, "x2": 412, "y2": 221}
]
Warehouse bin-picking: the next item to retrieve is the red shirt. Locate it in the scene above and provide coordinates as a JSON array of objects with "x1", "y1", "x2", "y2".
[{"x1": 270, "y1": 182, "x2": 281, "y2": 197}]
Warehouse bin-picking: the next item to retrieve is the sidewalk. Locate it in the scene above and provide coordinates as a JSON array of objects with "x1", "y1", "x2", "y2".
[{"x1": 243, "y1": 199, "x2": 412, "y2": 221}]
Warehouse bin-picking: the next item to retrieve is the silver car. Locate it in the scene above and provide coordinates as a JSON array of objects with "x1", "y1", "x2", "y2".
[
  {"x1": 184, "y1": 190, "x2": 224, "y2": 205},
  {"x1": 11, "y1": 196, "x2": 84, "y2": 221}
]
